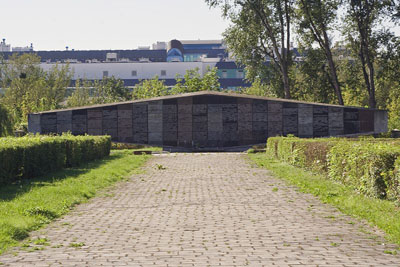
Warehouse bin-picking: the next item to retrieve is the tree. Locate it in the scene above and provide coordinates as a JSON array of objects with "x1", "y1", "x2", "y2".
[
  {"x1": 207, "y1": 0, "x2": 294, "y2": 99},
  {"x1": 132, "y1": 76, "x2": 168, "y2": 100},
  {"x1": 66, "y1": 79, "x2": 93, "y2": 108},
  {"x1": 343, "y1": 0, "x2": 397, "y2": 108},
  {"x1": 91, "y1": 76, "x2": 130, "y2": 104},
  {"x1": 172, "y1": 67, "x2": 221, "y2": 94},
  {"x1": 0, "y1": 103, "x2": 13, "y2": 137},
  {"x1": 1, "y1": 54, "x2": 72, "y2": 126},
  {"x1": 296, "y1": 0, "x2": 344, "y2": 105},
  {"x1": 292, "y1": 47, "x2": 337, "y2": 104}
]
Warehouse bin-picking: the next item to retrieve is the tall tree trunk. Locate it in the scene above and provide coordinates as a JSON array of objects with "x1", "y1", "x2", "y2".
[
  {"x1": 324, "y1": 44, "x2": 344, "y2": 105},
  {"x1": 282, "y1": 62, "x2": 291, "y2": 99}
]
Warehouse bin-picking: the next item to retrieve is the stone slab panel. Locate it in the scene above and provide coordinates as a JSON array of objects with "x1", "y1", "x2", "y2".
[
  {"x1": 193, "y1": 122, "x2": 208, "y2": 132},
  {"x1": 103, "y1": 119, "x2": 117, "y2": 129},
  {"x1": 87, "y1": 119, "x2": 102, "y2": 130},
  {"x1": 133, "y1": 113, "x2": 148, "y2": 124},
  {"x1": 253, "y1": 113, "x2": 268, "y2": 122},
  {"x1": 253, "y1": 130, "x2": 268, "y2": 143},
  {"x1": 208, "y1": 104, "x2": 222, "y2": 114},
  {"x1": 374, "y1": 110, "x2": 388, "y2": 134},
  {"x1": 148, "y1": 121, "x2": 163, "y2": 132},
  {"x1": 118, "y1": 109, "x2": 133, "y2": 119},
  {"x1": 298, "y1": 123, "x2": 313, "y2": 138},
  {"x1": 133, "y1": 123, "x2": 148, "y2": 134},
  {"x1": 28, "y1": 114, "x2": 41, "y2": 134},
  {"x1": 57, "y1": 111, "x2": 72, "y2": 122},
  {"x1": 253, "y1": 100, "x2": 268, "y2": 113},
  {"x1": 208, "y1": 110, "x2": 222, "y2": 123},
  {"x1": 359, "y1": 110, "x2": 374, "y2": 132},
  {"x1": 344, "y1": 121, "x2": 360, "y2": 134},
  {"x1": 313, "y1": 116, "x2": 328, "y2": 137},
  {"x1": 178, "y1": 112, "x2": 193, "y2": 123},
  {"x1": 103, "y1": 108, "x2": 117, "y2": 120},
  {"x1": 178, "y1": 122, "x2": 192, "y2": 133},
  {"x1": 238, "y1": 121, "x2": 252, "y2": 132},
  {"x1": 220, "y1": 96, "x2": 237, "y2": 104},
  {"x1": 223, "y1": 122, "x2": 238, "y2": 133},
  {"x1": 253, "y1": 121, "x2": 268, "y2": 131},
  {"x1": 329, "y1": 107, "x2": 344, "y2": 130},
  {"x1": 57, "y1": 124, "x2": 72, "y2": 134},
  {"x1": 344, "y1": 108, "x2": 359, "y2": 121},
  {"x1": 193, "y1": 104, "x2": 207, "y2": 116},
  {"x1": 163, "y1": 112, "x2": 178, "y2": 123},
  {"x1": 118, "y1": 127, "x2": 133, "y2": 138},
  {"x1": 163, "y1": 131, "x2": 178, "y2": 142},
  {"x1": 238, "y1": 112, "x2": 252, "y2": 122},
  {"x1": 178, "y1": 131, "x2": 192, "y2": 142},
  {"x1": 177, "y1": 97, "x2": 192, "y2": 105},
  {"x1": 133, "y1": 132, "x2": 148, "y2": 143},
  {"x1": 163, "y1": 104, "x2": 177, "y2": 114},
  {"x1": 283, "y1": 115, "x2": 298, "y2": 135},
  {"x1": 238, "y1": 104, "x2": 252, "y2": 114},
  {"x1": 148, "y1": 132, "x2": 163, "y2": 143},
  {"x1": 313, "y1": 106, "x2": 328, "y2": 116},
  {"x1": 193, "y1": 116, "x2": 208, "y2": 123},
  {"x1": 102, "y1": 128, "x2": 118, "y2": 140},
  {"x1": 237, "y1": 97, "x2": 253, "y2": 104},
  {"x1": 207, "y1": 131, "x2": 222, "y2": 141},
  {"x1": 148, "y1": 101, "x2": 163, "y2": 113},
  {"x1": 87, "y1": 108, "x2": 102, "y2": 119},
  {"x1": 132, "y1": 104, "x2": 148, "y2": 115},
  {"x1": 178, "y1": 104, "x2": 192, "y2": 114},
  {"x1": 238, "y1": 130, "x2": 253, "y2": 140},
  {"x1": 163, "y1": 123, "x2": 177, "y2": 132},
  {"x1": 118, "y1": 117, "x2": 132, "y2": 129},
  {"x1": 87, "y1": 128, "x2": 102, "y2": 136},
  {"x1": 268, "y1": 112, "x2": 283, "y2": 123},
  {"x1": 283, "y1": 108, "x2": 298, "y2": 116},
  {"x1": 268, "y1": 102, "x2": 282, "y2": 114},
  {"x1": 268, "y1": 121, "x2": 282, "y2": 137},
  {"x1": 208, "y1": 121, "x2": 223, "y2": 132},
  {"x1": 298, "y1": 105, "x2": 313, "y2": 125},
  {"x1": 193, "y1": 131, "x2": 208, "y2": 142}
]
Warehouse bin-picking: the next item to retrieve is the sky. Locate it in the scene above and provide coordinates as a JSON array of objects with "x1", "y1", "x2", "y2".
[{"x1": 0, "y1": 0, "x2": 230, "y2": 51}]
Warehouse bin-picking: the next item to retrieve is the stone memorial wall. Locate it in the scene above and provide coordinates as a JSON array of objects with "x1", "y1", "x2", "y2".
[{"x1": 28, "y1": 92, "x2": 388, "y2": 149}]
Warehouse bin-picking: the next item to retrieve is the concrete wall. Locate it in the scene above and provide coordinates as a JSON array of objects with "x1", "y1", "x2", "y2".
[{"x1": 28, "y1": 93, "x2": 387, "y2": 148}]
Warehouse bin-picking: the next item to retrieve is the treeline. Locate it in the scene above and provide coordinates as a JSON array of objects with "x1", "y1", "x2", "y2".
[
  {"x1": 0, "y1": 54, "x2": 220, "y2": 136},
  {"x1": 207, "y1": 0, "x2": 400, "y2": 130}
]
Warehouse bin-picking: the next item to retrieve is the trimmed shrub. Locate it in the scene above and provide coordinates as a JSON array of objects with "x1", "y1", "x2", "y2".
[
  {"x1": 0, "y1": 134, "x2": 111, "y2": 185},
  {"x1": 266, "y1": 136, "x2": 400, "y2": 201}
]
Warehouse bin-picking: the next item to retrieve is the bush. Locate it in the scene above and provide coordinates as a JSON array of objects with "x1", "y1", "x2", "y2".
[
  {"x1": 266, "y1": 136, "x2": 400, "y2": 201},
  {"x1": 0, "y1": 134, "x2": 111, "y2": 185}
]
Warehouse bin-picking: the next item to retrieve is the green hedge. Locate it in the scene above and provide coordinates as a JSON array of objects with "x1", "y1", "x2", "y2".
[
  {"x1": 266, "y1": 137, "x2": 400, "y2": 201},
  {"x1": 0, "y1": 134, "x2": 111, "y2": 185}
]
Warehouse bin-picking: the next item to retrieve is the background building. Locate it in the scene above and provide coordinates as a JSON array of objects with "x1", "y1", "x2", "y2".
[{"x1": 0, "y1": 39, "x2": 250, "y2": 90}]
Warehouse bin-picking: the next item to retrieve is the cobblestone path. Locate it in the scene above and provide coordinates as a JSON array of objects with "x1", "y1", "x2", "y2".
[{"x1": 1, "y1": 153, "x2": 399, "y2": 266}]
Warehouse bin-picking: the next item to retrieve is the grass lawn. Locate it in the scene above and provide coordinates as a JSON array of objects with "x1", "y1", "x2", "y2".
[
  {"x1": 0, "y1": 150, "x2": 150, "y2": 255},
  {"x1": 248, "y1": 153, "x2": 400, "y2": 247}
]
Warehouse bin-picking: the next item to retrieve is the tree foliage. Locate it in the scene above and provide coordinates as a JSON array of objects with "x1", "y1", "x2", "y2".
[
  {"x1": 207, "y1": 0, "x2": 294, "y2": 99},
  {"x1": 0, "y1": 54, "x2": 72, "y2": 127}
]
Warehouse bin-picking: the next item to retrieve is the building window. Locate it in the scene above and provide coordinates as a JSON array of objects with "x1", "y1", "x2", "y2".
[
  {"x1": 103, "y1": 71, "x2": 108, "y2": 77},
  {"x1": 222, "y1": 70, "x2": 227, "y2": 78},
  {"x1": 132, "y1": 70, "x2": 137, "y2": 77},
  {"x1": 161, "y1": 70, "x2": 166, "y2": 76},
  {"x1": 237, "y1": 70, "x2": 244, "y2": 79}
]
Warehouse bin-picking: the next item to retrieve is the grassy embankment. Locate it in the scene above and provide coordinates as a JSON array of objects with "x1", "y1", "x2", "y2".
[
  {"x1": 249, "y1": 152, "x2": 400, "y2": 248},
  {"x1": 0, "y1": 149, "x2": 151, "y2": 255}
]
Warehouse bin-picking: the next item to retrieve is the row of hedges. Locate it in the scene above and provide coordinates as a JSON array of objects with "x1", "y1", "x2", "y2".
[
  {"x1": 0, "y1": 134, "x2": 111, "y2": 185},
  {"x1": 266, "y1": 137, "x2": 400, "y2": 201}
]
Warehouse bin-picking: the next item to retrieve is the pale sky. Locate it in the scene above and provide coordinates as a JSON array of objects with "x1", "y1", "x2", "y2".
[{"x1": 0, "y1": 0, "x2": 230, "y2": 51}]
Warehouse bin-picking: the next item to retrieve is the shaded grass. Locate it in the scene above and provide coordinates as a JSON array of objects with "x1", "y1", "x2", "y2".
[
  {"x1": 0, "y1": 150, "x2": 150, "y2": 255},
  {"x1": 248, "y1": 153, "x2": 400, "y2": 246}
]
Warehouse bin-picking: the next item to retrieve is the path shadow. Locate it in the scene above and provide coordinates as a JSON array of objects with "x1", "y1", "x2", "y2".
[{"x1": 0, "y1": 153, "x2": 125, "y2": 202}]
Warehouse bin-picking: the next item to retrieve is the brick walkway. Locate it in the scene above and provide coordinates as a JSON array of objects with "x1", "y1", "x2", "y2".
[{"x1": 0, "y1": 153, "x2": 399, "y2": 266}]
